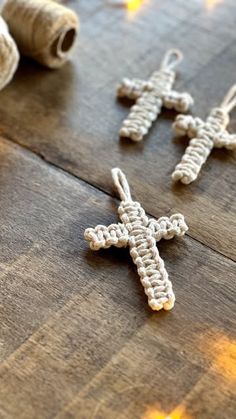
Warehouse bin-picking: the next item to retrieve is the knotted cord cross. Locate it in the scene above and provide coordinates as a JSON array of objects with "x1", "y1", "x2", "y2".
[
  {"x1": 172, "y1": 84, "x2": 236, "y2": 184},
  {"x1": 117, "y1": 49, "x2": 193, "y2": 142},
  {"x1": 85, "y1": 168, "x2": 188, "y2": 311}
]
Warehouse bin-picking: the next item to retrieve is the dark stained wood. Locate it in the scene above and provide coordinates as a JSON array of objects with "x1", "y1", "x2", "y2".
[
  {"x1": 0, "y1": 1, "x2": 235, "y2": 418},
  {"x1": 0, "y1": 0, "x2": 235, "y2": 259},
  {"x1": 0, "y1": 138, "x2": 235, "y2": 419}
]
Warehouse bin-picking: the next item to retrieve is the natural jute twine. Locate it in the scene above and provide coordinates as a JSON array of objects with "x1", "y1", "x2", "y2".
[
  {"x1": 0, "y1": 16, "x2": 19, "y2": 90},
  {"x1": 2, "y1": 0, "x2": 79, "y2": 69}
]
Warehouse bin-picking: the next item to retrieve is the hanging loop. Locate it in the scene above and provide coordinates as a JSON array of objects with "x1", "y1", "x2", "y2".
[
  {"x1": 112, "y1": 168, "x2": 132, "y2": 202},
  {"x1": 160, "y1": 49, "x2": 183, "y2": 71},
  {"x1": 220, "y1": 84, "x2": 236, "y2": 114}
]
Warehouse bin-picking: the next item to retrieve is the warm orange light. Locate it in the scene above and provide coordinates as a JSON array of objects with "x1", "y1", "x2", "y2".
[
  {"x1": 168, "y1": 406, "x2": 191, "y2": 419},
  {"x1": 197, "y1": 332, "x2": 236, "y2": 382},
  {"x1": 143, "y1": 408, "x2": 168, "y2": 419},
  {"x1": 144, "y1": 409, "x2": 165, "y2": 419},
  {"x1": 127, "y1": 0, "x2": 143, "y2": 11},
  {"x1": 143, "y1": 406, "x2": 191, "y2": 419},
  {"x1": 212, "y1": 336, "x2": 236, "y2": 380},
  {"x1": 206, "y1": 0, "x2": 223, "y2": 10}
]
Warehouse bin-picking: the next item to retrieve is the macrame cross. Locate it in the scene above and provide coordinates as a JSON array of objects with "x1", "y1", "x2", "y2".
[
  {"x1": 117, "y1": 49, "x2": 193, "y2": 142},
  {"x1": 84, "y1": 168, "x2": 188, "y2": 311},
  {"x1": 172, "y1": 84, "x2": 236, "y2": 184}
]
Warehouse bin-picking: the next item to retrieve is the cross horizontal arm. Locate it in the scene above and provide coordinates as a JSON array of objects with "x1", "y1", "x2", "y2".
[
  {"x1": 117, "y1": 78, "x2": 151, "y2": 100},
  {"x1": 148, "y1": 214, "x2": 188, "y2": 241},
  {"x1": 214, "y1": 130, "x2": 236, "y2": 150},
  {"x1": 163, "y1": 90, "x2": 193, "y2": 112},
  {"x1": 84, "y1": 223, "x2": 128, "y2": 251},
  {"x1": 173, "y1": 114, "x2": 204, "y2": 138}
]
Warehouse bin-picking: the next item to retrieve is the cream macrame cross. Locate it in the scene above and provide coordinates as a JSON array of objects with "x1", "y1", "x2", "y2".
[
  {"x1": 172, "y1": 84, "x2": 236, "y2": 184},
  {"x1": 117, "y1": 49, "x2": 193, "y2": 142},
  {"x1": 84, "y1": 169, "x2": 188, "y2": 311}
]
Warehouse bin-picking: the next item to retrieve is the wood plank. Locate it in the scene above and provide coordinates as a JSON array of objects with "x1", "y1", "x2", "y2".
[
  {"x1": 0, "y1": 137, "x2": 235, "y2": 419},
  {"x1": 0, "y1": 0, "x2": 235, "y2": 259},
  {"x1": 55, "y1": 329, "x2": 236, "y2": 419}
]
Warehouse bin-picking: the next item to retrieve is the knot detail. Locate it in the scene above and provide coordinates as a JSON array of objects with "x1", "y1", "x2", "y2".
[{"x1": 118, "y1": 201, "x2": 149, "y2": 230}]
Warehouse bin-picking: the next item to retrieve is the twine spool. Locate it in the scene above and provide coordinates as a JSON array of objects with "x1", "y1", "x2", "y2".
[
  {"x1": 0, "y1": 16, "x2": 19, "y2": 90},
  {"x1": 2, "y1": 0, "x2": 79, "y2": 69}
]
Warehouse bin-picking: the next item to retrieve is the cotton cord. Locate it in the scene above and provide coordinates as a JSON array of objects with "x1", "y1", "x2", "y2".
[
  {"x1": 117, "y1": 49, "x2": 193, "y2": 142},
  {"x1": 2, "y1": 0, "x2": 79, "y2": 69},
  {"x1": 220, "y1": 84, "x2": 236, "y2": 114},
  {"x1": 0, "y1": 16, "x2": 19, "y2": 91},
  {"x1": 85, "y1": 168, "x2": 188, "y2": 312},
  {"x1": 112, "y1": 167, "x2": 132, "y2": 202},
  {"x1": 160, "y1": 48, "x2": 183, "y2": 71},
  {"x1": 172, "y1": 85, "x2": 236, "y2": 184}
]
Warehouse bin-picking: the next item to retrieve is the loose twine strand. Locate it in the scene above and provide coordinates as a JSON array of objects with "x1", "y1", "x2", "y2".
[
  {"x1": 220, "y1": 84, "x2": 236, "y2": 113},
  {"x1": 160, "y1": 48, "x2": 183, "y2": 71},
  {"x1": 112, "y1": 168, "x2": 132, "y2": 202}
]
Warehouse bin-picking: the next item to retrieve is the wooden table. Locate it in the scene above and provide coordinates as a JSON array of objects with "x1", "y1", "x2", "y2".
[{"x1": 0, "y1": 1, "x2": 235, "y2": 418}]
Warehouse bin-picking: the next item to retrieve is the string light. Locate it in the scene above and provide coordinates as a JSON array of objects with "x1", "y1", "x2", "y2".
[
  {"x1": 107, "y1": 0, "x2": 144, "y2": 13},
  {"x1": 143, "y1": 406, "x2": 191, "y2": 419},
  {"x1": 126, "y1": 0, "x2": 143, "y2": 11},
  {"x1": 206, "y1": 0, "x2": 224, "y2": 10}
]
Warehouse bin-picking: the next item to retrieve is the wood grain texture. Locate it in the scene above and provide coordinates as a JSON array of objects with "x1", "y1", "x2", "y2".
[
  {"x1": 0, "y1": 0, "x2": 235, "y2": 259},
  {"x1": 0, "y1": 138, "x2": 235, "y2": 419}
]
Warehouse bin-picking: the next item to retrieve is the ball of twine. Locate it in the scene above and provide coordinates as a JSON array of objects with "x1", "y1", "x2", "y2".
[
  {"x1": 2, "y1": 0, "x2": 79, "y2": 69},
  {"x1": 0, "y1": 16, "x2": 19, "y2": 90}
]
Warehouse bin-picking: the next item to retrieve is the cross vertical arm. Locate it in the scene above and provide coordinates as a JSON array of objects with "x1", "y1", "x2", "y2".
[
  {"x1": 129, "y1": 227, "x2": 176, "y2": 311},
  {"x1": 172, "y1": 134, "x2": 214, "y2": 184},
  {"x1": 119, "y1": 91, "x2": 163, "y2": 141}
]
